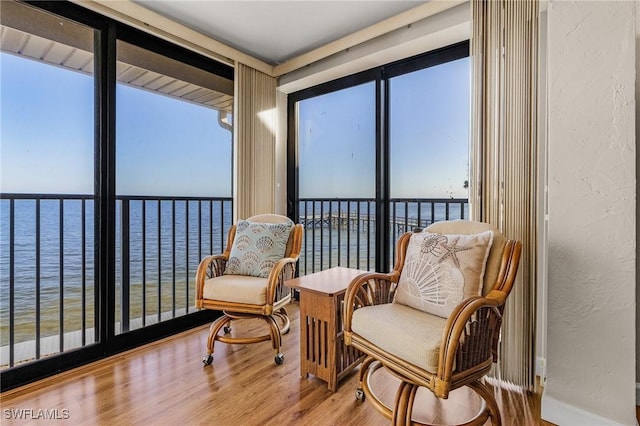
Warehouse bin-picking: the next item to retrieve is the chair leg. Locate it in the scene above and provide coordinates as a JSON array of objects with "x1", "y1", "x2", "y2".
[
  {"x1": 358, "y1": 356, "x2": 376, "y2": 384},
  {"x1": 273, "y1": 307, "x2": 291, "y2": 335},
  {"x1": 203, "y1": 315, "x2": 231, "y2": 365},
  {"x1": 391, "y1": 381, "x2": 418, "y2": 426},
  {"x1": 356, "y1": 363, "x2": 498, "y2": 426},
  {"x1": 405, "y1": 384, "x2": 418, "y2": 426},
  {"x1": 469, "y1": 380, "x2": 501, "y2": 426},
  {"x1": 263, "y1": 314, "x2": 286, "y2": 365},
  {"x1": 203, "y1": 311, "x2": 290, "y2": 366},
  {"x1": 263, "y1": 315, "x2": 281, "y2": 351},
  {"x1": 356, "y1": 356, "x2": 376, "y2": 401},
  {"x1": 360, "y1": 360, "x2": 395, "y2": 420}
]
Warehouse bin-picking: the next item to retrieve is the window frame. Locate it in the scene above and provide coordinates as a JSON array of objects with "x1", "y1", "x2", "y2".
[
  {"x1": 287, "y1": 41, "x2": 470, "y2": 272},
  {"x1": 1, "y1": 0, "x2": 233, "y2": 391}
]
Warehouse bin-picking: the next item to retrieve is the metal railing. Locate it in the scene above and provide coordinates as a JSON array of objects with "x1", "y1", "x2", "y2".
[
  {"x1": 115, "y1": 196, "x2": 233, "y2": 333},
  {"x1": 298, "y1": 198, "x2": 468, "y2": 275},
  {"x1": 0, "y1": 193, "x2": 232, "y2": 369},
  {"x1": 1, "y1": 193, "x2": 466, "y2": 368}
]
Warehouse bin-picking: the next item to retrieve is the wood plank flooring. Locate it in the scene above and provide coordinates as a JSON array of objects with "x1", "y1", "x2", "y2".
[{"x1": 1, "y1": 303, "x2": 547, "y2": 425}]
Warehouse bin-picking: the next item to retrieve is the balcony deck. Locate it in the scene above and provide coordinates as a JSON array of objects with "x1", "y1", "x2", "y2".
[{"x1": 0, "y1": 308, "x2": 190, "y2": 368}]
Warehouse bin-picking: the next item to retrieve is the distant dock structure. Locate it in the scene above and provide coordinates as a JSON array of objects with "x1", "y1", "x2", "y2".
[{"x1": 298, "y1": 212, "x2": 432, "y2": 232}]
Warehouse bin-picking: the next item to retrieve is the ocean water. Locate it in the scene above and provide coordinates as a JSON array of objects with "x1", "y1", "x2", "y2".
[
  {"x1": 1, "y1": 197, "x2": 467, "y2": 346},
  {"x1": 0, "y1": 197, "x2": 233, "y2": 345}
]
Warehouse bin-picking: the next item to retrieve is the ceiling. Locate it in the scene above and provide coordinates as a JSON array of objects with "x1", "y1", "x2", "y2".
[
  {"x1": 133, "y1": 1, "x2": 425, "y2": 65},
  {"x1": 1, "y1": 0, "x2": 440, "y2": 112}
]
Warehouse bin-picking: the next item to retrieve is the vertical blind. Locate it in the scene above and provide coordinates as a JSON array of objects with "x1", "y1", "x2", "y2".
[
  {"x1": 470, "y1": 0, "x2": 539, "y2": 389},
  {"x1": 235, "y1": 63, "x2": 278, "y2": 219}
]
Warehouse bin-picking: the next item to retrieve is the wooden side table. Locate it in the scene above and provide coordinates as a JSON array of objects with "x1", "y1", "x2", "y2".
[{"x1": 285, "y1": 267, "x2": 366, "y2": 392}]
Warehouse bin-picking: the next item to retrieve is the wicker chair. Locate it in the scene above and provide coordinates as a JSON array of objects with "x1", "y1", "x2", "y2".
[
  {"x1": 343, "y1": 220, "x2": 522, "y2": 425},
  {"x1": 195, "y1": 214, "x2": 303, "y2": 366}
]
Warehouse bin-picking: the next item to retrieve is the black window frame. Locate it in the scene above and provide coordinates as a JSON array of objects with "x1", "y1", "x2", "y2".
[
  {"x1": 1, "y1": 0, "x2": 233, "y2": 391},
  {"x1": 287, "y1": 40, "x2": 470, "y2": 272}
]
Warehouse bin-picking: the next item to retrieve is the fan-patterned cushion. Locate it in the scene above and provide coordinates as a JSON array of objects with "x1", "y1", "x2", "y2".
[
  {"x1": 394, "y1": 230, "x2": 493, "y2": 318},
  {"x1": 224, "y1": 219, "x2": 293, "y2": 278}
]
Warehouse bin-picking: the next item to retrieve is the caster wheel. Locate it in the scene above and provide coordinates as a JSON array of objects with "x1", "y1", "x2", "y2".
[
  {"x1": 202, "y1": 354, "x2": 213, "y2": 366},
  {"x1": 275, "y1": 353, "x2": 285, "y2": 365},
  {"x1": 223, "y1": 325, "x2": 232, "y2": 334},
  {"x1": 355, "y1": 388, "x2": 365, "y2": 401}
]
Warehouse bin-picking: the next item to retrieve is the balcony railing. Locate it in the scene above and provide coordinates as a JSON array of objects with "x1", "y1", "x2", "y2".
[
  {"x1": 115, "y1": 196, "x2": 233, "y2": 333},
  {"x1": 2, "y1": 193, "x2": 466, "y2": 369},
  {"x1": 298, "y1": 198, "x2": 468, "y2": 275},
  {"x1": 0, "y1": 193, "x2": 232, "y2": 369}
]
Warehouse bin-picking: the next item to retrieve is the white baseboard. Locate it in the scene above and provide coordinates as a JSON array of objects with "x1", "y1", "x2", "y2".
[{"x1": 541, "y1": 394, "x2": 629, "y2": 426}]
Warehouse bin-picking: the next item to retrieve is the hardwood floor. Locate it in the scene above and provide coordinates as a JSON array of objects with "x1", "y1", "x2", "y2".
[{"x1": 1, "y1": 303, "x2": 547, "y2": 425}]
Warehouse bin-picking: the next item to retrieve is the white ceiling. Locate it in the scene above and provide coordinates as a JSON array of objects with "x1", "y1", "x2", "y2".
[{"x1": 133, "y1": 1, "x2": 425, "y2": 65}]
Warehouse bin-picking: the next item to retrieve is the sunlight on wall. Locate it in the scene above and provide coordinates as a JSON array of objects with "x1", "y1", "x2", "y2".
[{"x1": 258, "y1": 108, "x2": 277, "y2": 136}]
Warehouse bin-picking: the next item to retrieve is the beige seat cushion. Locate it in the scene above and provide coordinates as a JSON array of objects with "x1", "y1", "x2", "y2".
[
  {"x1": 352, "y1": 303, "x2": 447, "y2": 372},
  {"x1": 203, "y1": 274, "x2": 268, "y2": 305}
]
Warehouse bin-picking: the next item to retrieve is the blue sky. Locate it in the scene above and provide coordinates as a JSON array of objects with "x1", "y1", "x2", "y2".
[
  {"x1": 1, "y1": 52, "x2": 232, "y2": 196},
  {"x1": 389, "y1": 57, "x2": 470, "y2": 199},
  {"x1": 1, "y1": 53, "x2": 94, "y2": 194},
  {"x1": 2, "y1": 51, "x2": 468, "y2": 200},
  {"x1": 298, "y1": 82, "x2": 376, "y2": 198},
  {"x1": 115, "y1": 83, "x2": 232, "y2": 197},
  {"x1": 298, "y1": 57, "x2": 470, "y2": 199}
]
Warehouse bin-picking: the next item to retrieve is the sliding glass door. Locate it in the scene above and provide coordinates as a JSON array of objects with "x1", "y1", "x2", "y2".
[
  {"x1": 388, "y1": 55, "x2": 471, "y2": 248},
  {"x1": 289, "y1": 42, "x2": 470, "y2": 273},
  {"x1": 0, "y1": 0, "x2": 98, "y2": 369},
  {"x1": 0, "y1": 0, "x2": 234, "y2": 391},
  {"x1": 295, "y1": 82, "x2": 376, "y2": 274},
  {"x1": 114, "y1": 40, "x2": 234, "y2": 335}
]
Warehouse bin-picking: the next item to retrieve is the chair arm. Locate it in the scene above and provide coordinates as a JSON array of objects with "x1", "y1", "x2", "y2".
[
  {"x1": 265, "y1": 256, "x2": 299, "y2": 304},
  {"x1": 343, "y1": 271, "x2": 399, "y2": 335},
  {"x1": 436, "y1": 295, "x2": 504, "y2": 387},
  {"x1": 194, "y1": 254, "x2": 228, "y2": 307},
  {"x1": 344, "y1": 231, "x2": 409, "y2": 334}
]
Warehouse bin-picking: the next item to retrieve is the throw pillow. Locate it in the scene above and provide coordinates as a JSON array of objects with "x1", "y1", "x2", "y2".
[
  {"x1": 394, "y1": 230, "x2": 494, "y2": 318},
  {"x1": 224, "y1": 219, "x2": 293, "y2": 278}
]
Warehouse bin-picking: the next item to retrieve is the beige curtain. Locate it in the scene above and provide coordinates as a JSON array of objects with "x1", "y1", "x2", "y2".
[
  {"x1": 470, "y1": 0, "x2": 538, "y2": 389},
  {"x1": 234, "y1": 62, "x2": 277, "y2": 219}
]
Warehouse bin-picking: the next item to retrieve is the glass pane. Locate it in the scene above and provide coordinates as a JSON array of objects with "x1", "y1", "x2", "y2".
[
  {"x1": 0, "y1": 1, "x2": 96, "y2": 368},
  {"x1": 115, "y1": 40, "x2": 233, "y2": 334},
  {"x1": 296, "y1": 82, "x2": 376, "y2": 273},
  {"x1": 390, "y1": 57, "x2": 470, "y2": 200},
  {"x1": 388, "y1": 56, "x2": 470, "y2": 251},
  {"x1": 298, "y1": 82, "x2": 376, "y2": 198}
]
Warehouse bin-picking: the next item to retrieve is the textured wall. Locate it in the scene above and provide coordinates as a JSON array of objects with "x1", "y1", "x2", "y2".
[{"x1": 545, "y1": 1, "x2": 635, "y2": 424}]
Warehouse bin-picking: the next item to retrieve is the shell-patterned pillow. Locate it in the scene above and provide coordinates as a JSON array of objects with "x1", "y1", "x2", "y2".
[
  {"x1": 394, "y1": 230, "x2": 493, "y2": 318},
  {"x1": 224, "y1": 220, "x2": 293, "y2": 278}
]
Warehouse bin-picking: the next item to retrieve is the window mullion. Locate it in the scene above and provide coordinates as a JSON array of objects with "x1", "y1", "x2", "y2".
[{"x1": 375, "y1": 75, "x2": 391, "y2": 272}]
